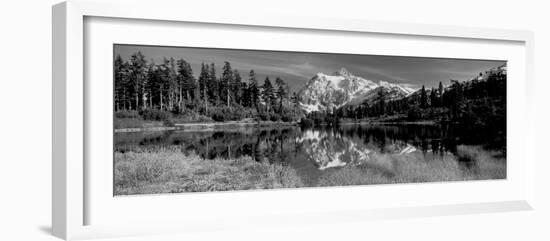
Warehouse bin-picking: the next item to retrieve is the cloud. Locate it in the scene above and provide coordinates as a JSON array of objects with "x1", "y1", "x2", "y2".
[{"x1": 353, "y1": 64, "x2": 412, "y2": 83}]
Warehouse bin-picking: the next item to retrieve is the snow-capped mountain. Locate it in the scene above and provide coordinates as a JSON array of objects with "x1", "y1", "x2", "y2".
[{"x1": 298, "y1": 68, "x2": 416, "y2": 113}]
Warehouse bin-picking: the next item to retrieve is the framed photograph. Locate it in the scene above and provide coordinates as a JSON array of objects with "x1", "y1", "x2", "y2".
[{"x1": 53, "y1": 0, "x2": 536, "y2": 240}]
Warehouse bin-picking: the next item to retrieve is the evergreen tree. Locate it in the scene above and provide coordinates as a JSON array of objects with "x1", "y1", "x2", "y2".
[
  {"x1": 145, "y1": 62, "x2": 156, "y2": 109},
  {"x1": 449, "y1": 80, "x2": 464, "y2": 119},
  {"x1": 291, "y1": 92, "x2": 300, "y2": 115},
  {"x1": 375, "y1": 88, "x2": 386, "y2": 115},
  {"x1": 157, "y1": 58, "x2": 172, "y2": 111},
  {"x1": 262, "y1": 77, "x2": 275, "y2": 112},
  {"x1": 438, "y1": 81, "x2": 444, "y2": 106},
  {"x1": 166, "y1": 58, "x2": 178, "y2": 111},
  {"x1": 221, "y1": 61, "x2": 233, "y2": 107},
  {"x1": 430, "y1": 87, "x2": 437, "y2": 108},
  {"x1": 207, "y1": 63, "x2": 217, "y2": 103},
  {"x1": 184, "y1": 61, "x2": 196, "y2": 102},
  {"x1": 114, "y1": 55, "x2": 129, "y2": 111},
  {"x1": 129, "y1": 51, "x2": 147, "y2": 110},
  {"x1": 176, "y1": 59, "x2": 188, "y2": 111},
  {"x1": 175, "y1": 59, "x2": 197, "y2": 109},
  {"x1": 420, "y1": 85, "x2": 427, "y2": 109},
  {"x1": 360, "y1": 101, "x2": 369, "y2": 118},
  {"x1": 232, "y1": 70, "x2": 242, "y2": 105},
  {"x1": 241, "y1": 82, "x2": 251, "y2": 107},
  {"x1": 198, "y1": 63, "x2": 210, "y2": 113},
  {"x1": 275, "y1": 77, "x2": 288, "y2": 114},
  {"x1": 248, "y1": 70, "x2": 260, "y2": 111}
]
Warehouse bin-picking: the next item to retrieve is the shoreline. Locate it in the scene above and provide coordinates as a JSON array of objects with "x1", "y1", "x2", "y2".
[
  {"x1": 115, "y1": 120, "x2": 298, "y2": 133},
  {"x1": 114, "y1": 119, "x2": 439, "y2": 133},
  {"x1": 339, "y1": 120, "x2": 438, "y2": 125}
]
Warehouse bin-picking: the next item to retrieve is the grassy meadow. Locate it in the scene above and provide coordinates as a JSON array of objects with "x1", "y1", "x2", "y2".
[{"x1": 114, "y1": 147, "x2": 304, "y2": 195}]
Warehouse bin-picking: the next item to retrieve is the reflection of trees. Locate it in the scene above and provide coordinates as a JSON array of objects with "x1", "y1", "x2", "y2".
[
  {"x1": 332, "y1": 124, "x2": 466, "y2": 156},
  {"x1": 115, "y1": 123, "x2": 494, "y2": 171},
  {"x1": 154, "y1": 127, "x2": 301, "y2": 165}
]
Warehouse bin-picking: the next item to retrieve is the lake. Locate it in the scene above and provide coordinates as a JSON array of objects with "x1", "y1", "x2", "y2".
[{"x1": 114, "y1": 124, "x2": 506, "y2": 188}]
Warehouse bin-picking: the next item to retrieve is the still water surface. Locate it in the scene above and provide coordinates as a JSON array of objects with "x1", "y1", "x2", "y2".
[{"x1": 115, "y1": 124, "x2": 506, "y2": 186}]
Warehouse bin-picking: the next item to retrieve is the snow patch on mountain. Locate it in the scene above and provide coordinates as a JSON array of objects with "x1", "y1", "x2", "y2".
[
  {"x1": 379, "y1": 81, "x2": 416, "y2": 96},
  {"x1": 315, "y1": 72, "x2": 347, "y2": 89},
  {"x1": 299, "y1": 102, "x2": 321, "y2": 113},
  {"x1": 298, "y1": 68, "x2": 417, "y2": 113}
]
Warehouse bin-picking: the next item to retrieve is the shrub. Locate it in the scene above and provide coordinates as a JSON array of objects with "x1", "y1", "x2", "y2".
[
  {"x1": 258, "y1": 112, "x2": 269, "y2": 121},
  {"x1": 281, "y1": 113, "x2": 293, "y2": 122},
  {"x1": 269, "y1": 113, "x2": 281, "y2": 122},
  {"x1": 210, "y1": 110, "x2": 226, "y2": 122},
  {"x1": 140, "y1": 109, "x2": 171, "y2": 121},
  {"x1": 170, "y1": 113, "x2": 212, "y2": 124},
  {"x1": 207, "y1": 106, "x2": 227, "y2": 121},
  {"x1": 114, "y1": 118, "x2": 160, "y2": 129},
  {"x1": 115, "y1": 110, "x2": 140, "y2": 119},
  {"x1": 227, "y1": 108, "x2": 245, "y2": 121},
  {"x1": 163, "y1": 119, "x2": 174, "y2": 127},
  {"x1": 207, "y1": 105, "x2": 251, "y2": 122}
]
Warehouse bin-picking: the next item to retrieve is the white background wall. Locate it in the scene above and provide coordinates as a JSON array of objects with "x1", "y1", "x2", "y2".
[{"x1": 0, "y1": 0, "x2": 548, "y2": 240}]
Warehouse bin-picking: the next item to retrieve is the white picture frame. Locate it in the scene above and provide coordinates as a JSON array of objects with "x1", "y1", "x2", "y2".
[{"x1": 52, "y1": 0, "x2": 536, "y2": 240}]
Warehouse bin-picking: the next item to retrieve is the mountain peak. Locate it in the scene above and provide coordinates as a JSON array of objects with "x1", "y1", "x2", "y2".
[
  {"x1": 334, "y1": 68, "x2": 351, "y2": 76},
  {"x1": 299, "y1": 70, "x2": 417, "y2": 113},
  {"x1": 379, "y1": 80, "x2": 391, "y2": 87}
]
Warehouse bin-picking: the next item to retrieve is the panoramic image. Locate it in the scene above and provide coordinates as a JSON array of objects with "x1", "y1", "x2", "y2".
[{"x1": 113, "y1": 44, "x2": 507, "y2": 195}]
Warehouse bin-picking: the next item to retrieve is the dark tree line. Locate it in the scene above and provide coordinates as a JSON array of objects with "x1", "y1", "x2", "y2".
[{"x1": 114, "y1": 52, "x2": 301, "y2": 122}]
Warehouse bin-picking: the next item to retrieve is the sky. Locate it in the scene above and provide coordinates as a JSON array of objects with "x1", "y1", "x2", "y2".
[{"x1": 114, "y1": 44, "x2": 506, "y2": 92}]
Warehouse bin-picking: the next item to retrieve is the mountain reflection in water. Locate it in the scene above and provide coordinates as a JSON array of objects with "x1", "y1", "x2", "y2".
[{"x1": 115, "y1": 124, "x2": 506, "y2": 186}]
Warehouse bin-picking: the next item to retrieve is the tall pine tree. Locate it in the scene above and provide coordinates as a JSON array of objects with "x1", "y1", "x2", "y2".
[
  {"x1": 275, "y1": 77, "x2": 288, "y2": 114},
  {"x1": 114, "y1": 55, "x2": 129, "y2": 111},
  {"x1": 221, "y1": 61, "x2": 233, "y2": 107},
  {"x1": 207, "y1": 63, "x2": 217, "y2": 104},
  {"x1": 248, "y1": 70, "x2": 260, "y2": 112},
  {"x1": 232, "y1": 70, "x2": 242, "y2": 105},
  {"x1": 198, "y1": 63, "x2": 210, "y2": 113},
  {"x1": 262, "y1": 77, "x2": 275, "y2": 112},
  {"x1": 420, "y1": 85, "x2": 427, "y2": 109},
  {"x1": 129, "y1": 51, "x2": 147, "y2": 110}
]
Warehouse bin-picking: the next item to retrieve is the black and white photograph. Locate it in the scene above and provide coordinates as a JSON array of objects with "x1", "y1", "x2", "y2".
[{"x1": 113, "y1": 44, "x2": 507, "y2": 195}]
